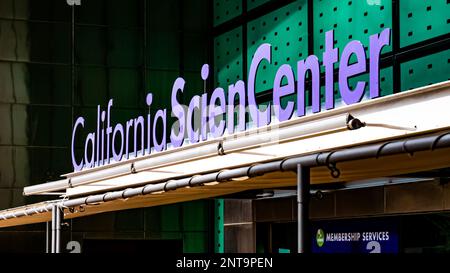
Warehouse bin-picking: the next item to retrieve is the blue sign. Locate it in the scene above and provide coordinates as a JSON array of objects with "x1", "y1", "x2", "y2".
[{"x1": 311, "y1": 218, "x2": 398, "y2": 253}]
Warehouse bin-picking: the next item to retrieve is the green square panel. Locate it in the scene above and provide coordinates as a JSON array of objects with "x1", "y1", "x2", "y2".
[
  {"x1": 400, "y1": 0, "x2": 450, "y2": 48},
  {"x1": 182, "y1": 201, "x2": 208, "y2": 232},
  {"x1": 160, "y1": 231, "x2": 182, "y2": 240},
  {"x1": 107, "y1": 28, "x2": 143, "y2": 67},
  {"x1": 161, "y1": 204, "x2": 181, "y2": 232},
  {"x1": 307, "y1": 67, "x2": 393, "y2": 114},
  {"x1": 214, "y1": 27, "x2": 243, "y2": 89},
  {"x1": 147, "y1": 32, "x2": 179, "y2": 70},
  {"x1": 12, "y1": 105, "x2": 72, "y2": 147},
  {"x1": 184, "y1": 232, "x2": 208, "y2": 253},
  {"x1": 214, "y1": 0, "x2": 242, "y2": 26},
  {"x1": 146, "y1": 70, "x2": 179, "y2": 109},
  {"x1": 183, "y1": 72, "x2": 205, "y2": 101},
  {"x1": 247, "y1": 0, "x2": 271, "y2": 11},
  {"x1": 347, "y1": 66, "x2": 393, "y2": 98},
  {"x1": 106, "y1": 0, "x2": 143, "y2": 28},
  {"x1": 183, "y1": 34, "x2": 208, "y2": 71},
  {"x1": 76, "y1": 0, "x2": 106, "y2": 25},
  {"x1": 75, "y1": 26, "x2": 106, "y2": 65},
  {"x1": 247, "y1": 0, "x2": 308, "y2": 93},
  {"x1": 401, "y1": 49, "x2": 450, "y2": 91},
  {"x1": 76, "y1": 66, "x2": 108, "y2": 106},
  {"x1": 109, "y1": 68, "x2": 141, "y2": 108},
  {"x1": 114, "y1": 209, "x2": 144, "y2": 232},
  {"x1": 314, "y1": 0, "x2": 392, "y2": 64},
  {"x1": 144, "y1": 207, "x2": 162, "y2": 232}
]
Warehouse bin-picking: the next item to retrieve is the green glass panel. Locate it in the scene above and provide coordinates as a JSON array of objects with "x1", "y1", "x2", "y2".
[
  {"x1": 114, "y1": 209, "x2": 144, "y2": 232},
  {"x1": 161, "y1": 231, "x2": 182, "y2": 240},
  {"x1": 400, "y1": 0, "x2": 450, "y2": 48},
  {"x1": 317, "y1": 66, "x2": 393, "y2": 113},
  {"x1": 107, "y1": 28, "x2": 143, "y2": 67},
  {"x1": 247, "y1": 0, "x2": 308, "y2": 93},
  {"x1": 76, "y1": 66, "x2": 108, "y2": 106},
  {"x1": 12, "y1": 105, "x2": 72, "y2": 147},
  {"x1": 146, "y1": 69, "x2": 179, "y2": 122},
  {"x1": 144, "y1": 207, "x2": 162, "y2": 232},
  {"x1": 75, "y1": 26, "x2": 106, "y2": 65},
  {"x1": 184, "y1": 232, "x2": 208, "y2": 253},
  {"x1": 348, "y1": 66, "x2": 393, "y2": 97},
  {"x1": 109, "y1": 68, "x2": 141, "y2": 108},
  {"x1": 161, "y1": 204, "x2": 181, "y2": 232},
  {"x1": 182, "y1": 201, "x2": 208, "y2": 232},
  {"x1": 214, "y1": 0, "x2": 242, "y2": 26},
  {"x1": 401, "y1": 49, "x2": 450, "y2": 91},
  {"x1": 146, "y1": 32, "x2": 179, "y2": 70},
  {"x1": 314, "y1": 0, "x2": 392, "y2": 66},
  {"x1": 247, "y1": 0, "x2": 271, "y2": 11},
  {"x1": 214, "y1": 27, "x2": 243, "y2": 89}
]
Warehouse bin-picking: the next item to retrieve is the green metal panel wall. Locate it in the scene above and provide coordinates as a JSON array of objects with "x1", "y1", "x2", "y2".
[
  {"x1": 248, "y1": 0, "x2": 272, "y2": 11},
  {"x1": 401, "y1": 49, "x2": 450, "y2": 91},
  {"x1": 214, "y1": 0, "x2": 242, "y2": 26},
  {"x1": 213, "y1": 0, "x2": 448, "y2": 98},
  {"x1": 313, "y1": 0, "x2": 393, "y2": 60},
  {"x1": 247, "y1": 0, "x2": 308, "y2": 93},
  {"x1": 399, "y1": 0, "x2": 450, "y2": 48},
  {"x1": 214, "y1": 27, "x2": 243, "y2": 89}
]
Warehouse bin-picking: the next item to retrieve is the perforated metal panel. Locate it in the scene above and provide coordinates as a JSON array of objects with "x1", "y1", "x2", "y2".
[
  {"x1": 276, "y1": 67, "x2": 393, "y2": 117},
  {"x1": 400, "y1": 0, "x2": 450, "y2": 48},
  {"x1": 401, "y1": 49, "x2": 450, "y2": 91},
  {"x1": 350, "y1": 66, "x2": 393, "y2": 97},
  {"x1": 214, "y1": 0, "x2": 242, "y2": 26},
  {"x1": 247, "y1": 0, "x2": 271, "y2": 11},
  {"x1": 315, "y1": 67, "x2": 393, "y2": 112},
  {"x1": 214, "y1": 27, "x2": 243, "y2": 89},
  {"x1": 247, "y1": 0, "x2": 308, "y2": 93},
  {"x1": 313, "y1": 0, "x2": 392, "y2": 64}
]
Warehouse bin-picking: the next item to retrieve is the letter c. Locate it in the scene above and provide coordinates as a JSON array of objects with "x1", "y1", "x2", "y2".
[
  {"x1": 71, "y1": 117, "x2": 85, "y2": 172},
  {"x1": 248, "y1": 43, "x2": 272, "y2": 127}
]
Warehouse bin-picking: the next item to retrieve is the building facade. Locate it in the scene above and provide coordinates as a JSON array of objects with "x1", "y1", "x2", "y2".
[{"x1": 0, "y1": 0, "x2": 449, "y2": 253}]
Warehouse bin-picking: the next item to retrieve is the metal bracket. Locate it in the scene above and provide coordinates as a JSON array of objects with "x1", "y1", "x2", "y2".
[
  {"x1": 130, "y1": 163, "x2": 137, "y2": 174},
  {"x1": 325, "y1": 152, "x2": 340, "y2": 179},
  {"x1": 217, "y1": 141, "x2": 226, "y2": 155},
  {"x1": 327, "y1": 162, "x2": 341, "y2": 179}
]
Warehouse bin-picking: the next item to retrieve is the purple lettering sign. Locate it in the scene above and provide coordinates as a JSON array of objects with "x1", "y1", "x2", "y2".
[{"x1": 71, "y1": 28, "x2": 391, "y2": 171}]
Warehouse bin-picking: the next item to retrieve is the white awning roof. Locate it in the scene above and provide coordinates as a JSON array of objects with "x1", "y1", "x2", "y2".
[
  {"x1": 24, "y1": 81, "x2": 450, "y2": 197},
  {"x1": 1, "y1": 81, "x2": 450, "y2": 228}
]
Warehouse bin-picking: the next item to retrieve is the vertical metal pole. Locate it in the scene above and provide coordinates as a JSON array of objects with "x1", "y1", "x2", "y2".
[
  {"x1": 51, "y1": 205, "x2": 63, "y2": 253},
  {"x1": 297, "y1": 164, "x2": 310, "y2": 253},
  {"x1": 51, "y1": 205, "x2": 56, "y2": 253},
  {"x1": 46, "y1": 221, "x2": 50, "y2": 253},
  {"x1": 55, "y1": 206, "x2": 62, "y2": 253}
]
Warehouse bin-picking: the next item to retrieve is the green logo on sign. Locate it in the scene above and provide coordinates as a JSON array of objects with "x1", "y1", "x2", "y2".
[{"x1": 316, "y1": 229, "x2": 325, "y2": 247}]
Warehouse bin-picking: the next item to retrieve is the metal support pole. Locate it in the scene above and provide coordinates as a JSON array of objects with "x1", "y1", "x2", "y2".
[
  {"x1": 51, "y1": 205, "x2": 63, "y2": 253},
  {"x1": 56, "y1": 206, "x2": 62, "y2": 253},
  {"x1": 46, "y1": 221, "x2": 50, "y2": 253},
  {"x1": 297, "y1": 164, "x2": 310, "y2": 253},
  {"x1": 51, "y1": 206, "x2": 56, "y2": 253}
]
